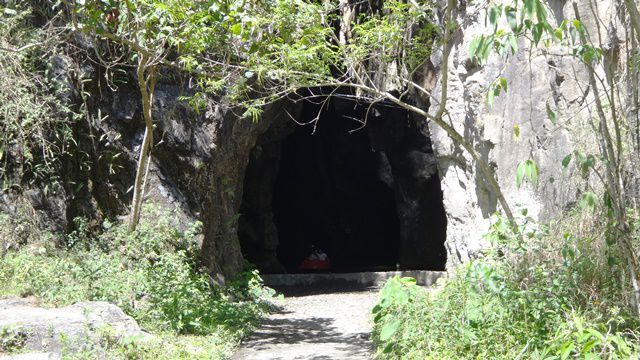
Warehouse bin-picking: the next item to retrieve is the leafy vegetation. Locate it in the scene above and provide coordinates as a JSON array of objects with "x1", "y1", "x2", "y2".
[
  {"x1": 373, "y1": 211, "x2": 640, "y2": 359},
  {"x1": 0, "y1": 205, "x2": 277, "y2": 358},
  {"x1": 0, "y1": 4, "x2": 77, "y2": 189},
  {"x1": 471, "y1": 0, "x2": 640, "y2": 313},
  {"x1": 3, "y1": 0, "x2": 640, "y2": 358}
]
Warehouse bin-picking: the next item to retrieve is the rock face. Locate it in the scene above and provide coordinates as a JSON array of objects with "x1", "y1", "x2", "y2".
[
  {"x1": 0, "y1": 0, "x2": 622, "y2": 276},
  {"x1": 426, "y1": 0, "x2": 621, "y2": 267},
  {"x1": 0, "y1": 298, "x2": 146, "y2": 356}
]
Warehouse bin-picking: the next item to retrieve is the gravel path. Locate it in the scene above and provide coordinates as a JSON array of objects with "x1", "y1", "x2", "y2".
[{"x1": 233, "y1": 285, "x2": 379, "y2": 360}]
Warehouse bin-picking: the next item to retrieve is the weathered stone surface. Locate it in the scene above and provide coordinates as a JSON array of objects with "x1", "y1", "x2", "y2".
[
  {"x1": 426, "y1": 0, "x2": 620, "y2": 267},
  {"x1": 1, "y1": 0, "x2": 622, "y2": 276},
  {"x1": 0, "y1": 298, "x2": 146, "y2": 355}
]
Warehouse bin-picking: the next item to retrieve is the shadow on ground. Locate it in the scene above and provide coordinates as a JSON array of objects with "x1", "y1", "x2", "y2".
[
  {"x1": 237, "y1": 315, "x2": 371, "y2": 359},
  {"x1": 233, "y1": 284, "x2": 377, "y2": 359}
]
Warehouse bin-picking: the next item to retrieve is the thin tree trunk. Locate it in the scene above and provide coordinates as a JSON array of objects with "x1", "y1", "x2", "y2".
[{"x1": 128, "y1": 53, "x2": 156, "y2": 233}]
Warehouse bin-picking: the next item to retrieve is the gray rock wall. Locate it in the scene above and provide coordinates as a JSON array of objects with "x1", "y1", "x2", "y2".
[
  {"x1": 2, "y1": 0, "x2": 625, "y2": 276},
  {"x1": 427, "y1": 0, "x2": 622, "y2": 267}
]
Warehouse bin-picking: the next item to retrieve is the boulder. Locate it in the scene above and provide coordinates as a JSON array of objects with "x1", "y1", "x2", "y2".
[{"x1": 0, "y1": 298, "x2": 147, "y2": 356}]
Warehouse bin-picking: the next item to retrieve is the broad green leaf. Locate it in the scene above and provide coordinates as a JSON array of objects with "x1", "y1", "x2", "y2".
[
  {"x1": 380, "y1": 319, "x2": 401, "y2": 341},
  {"x1": 469, "y1": 36, "x2": 482, "y2": 59},
  {"x1": 562, "y1": 154, "x2": 571, "y2": 168},
  {"x1": 524, "y1": 0, "x2": 536, "y2": 18},
  {"x1": 535, "y1": 0, "x2": 548, "y2": 22},
  {"x1": 532, "y1": 23, "x2": 544, "y2": 45},
  {"x1": 554, "y1": 27, "x2": 563, "y2": 41},
  {"x1": 560, "y1": 341, "x2": 575, "y2": 359},
  {"x1": 524, "y1": 159, "x2": 539, "y2": 185}
]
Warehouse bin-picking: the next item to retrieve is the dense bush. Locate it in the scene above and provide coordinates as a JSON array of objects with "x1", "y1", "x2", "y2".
[
  {"x1": 0, "y1": 205, "x2": 275, "y2": 358},
  {"x1": 372, "y1": 210, "x2": 640, "y2": 359}
]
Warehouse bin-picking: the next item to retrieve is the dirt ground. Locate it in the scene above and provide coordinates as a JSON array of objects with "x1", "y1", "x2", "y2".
[{"x1": 232, "y1": 285, "x2": 379, "y2": 360}]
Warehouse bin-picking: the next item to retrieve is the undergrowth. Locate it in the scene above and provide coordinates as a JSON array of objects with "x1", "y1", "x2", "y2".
[
  {"x1": 372, "y1": 210, "x2": 640, "y2": 359},
  {"x1": 0, "y1": 205, "x2": 277, "y2": 359}
]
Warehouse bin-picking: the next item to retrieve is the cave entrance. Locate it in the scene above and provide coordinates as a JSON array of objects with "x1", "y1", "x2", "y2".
[{"x1": 239, "y1": 95, "x2": 447, "y2": 274}]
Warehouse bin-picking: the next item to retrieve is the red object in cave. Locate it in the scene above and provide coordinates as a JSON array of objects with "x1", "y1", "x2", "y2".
[
  {"x1": 298, "y1": 258, "x2": 331, "y2": 271},
  {"x1": 299, "y1": 247, "x2": 331, "y2": 271}
]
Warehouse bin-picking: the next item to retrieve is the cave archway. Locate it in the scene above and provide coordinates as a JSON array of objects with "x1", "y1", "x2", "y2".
[{"x1": 238, "y1": 95, "x2": 447, "y2": 273}]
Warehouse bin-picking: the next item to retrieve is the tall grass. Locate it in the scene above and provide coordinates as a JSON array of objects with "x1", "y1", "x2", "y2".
[{"x1": 372, "y1": 210, "x2": 640, "y2": 359}]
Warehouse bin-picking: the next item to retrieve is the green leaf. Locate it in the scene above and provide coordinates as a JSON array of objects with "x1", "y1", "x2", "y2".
[
  {"x1": 554, "y1": 27, "x2": 563, "y2": 41},
  {"x1": 489, "y1": 6, "x2": 501, "y2": 29},
  {"x1": 500, "y1": 77, "x2": 508, "y2": 92},
  {"x1": 546, "y1": 103, "x2": 557, "y2": 124},
  {"x1": 579, "y1": 191, "x2": 597, "y2": 210},
  {"x1": 508, "y1": 33, "x2": 519, "y2": 53},
  {"x1": 560, "y1": 341, "x2": 575, "y2": 359},
  {"x1": 469, "y1": 36, "x2": 482, "y2": 59},
  {"x1": 230, "y1": 23, "x2": 242, "y2": 36},
  {"x1": 516, "y1": 159, "x2": 539, "y2": 188},
  {"x1": 505, "y1": 6, "x2": 518, "y2": 32},
  {"x1": 524, "y1": 0, "x2": 536, "y2": 18},
  {"x1": 535, "y1": 0, "x2": 548, "y2": 22},
  {"x1": 532, "y1": 23, "x2": 544, "y2": 45},
  {"x1": 514, "y1": 124, "x2": 520, "y2": 142},
  {"x1": 516, "y1": 161, "x2": 526, "y2": 188},
  {"x1": 524, "y1": 159, "x2": 539, "y2": 185},
  {"x1": 487, "y1": 88, "x2": 496, "y2": 107},
  {"x1": 562, "y1": 154, "x2": 572, "y2": 168},
  {"x1": 380, "y1": 319, "x2": 401, "y2": 341}
]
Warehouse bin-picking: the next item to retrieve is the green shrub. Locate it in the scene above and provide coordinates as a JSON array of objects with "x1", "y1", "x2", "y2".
[
  {"x1": 372, "y1": 211, "x2": 640, "y2": 359},
  {"x1": 0, "y1": 205, "x2": 274, "y2": 357}
]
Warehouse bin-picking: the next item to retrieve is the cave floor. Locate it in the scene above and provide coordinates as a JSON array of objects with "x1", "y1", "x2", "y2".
[{"x1": 232, "y1": 284, "x2": 378, "y2": 360}]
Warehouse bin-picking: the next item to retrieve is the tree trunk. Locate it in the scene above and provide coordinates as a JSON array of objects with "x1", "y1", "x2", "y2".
[{"x1": 128, "y1": 53, "x2": 156, "y2": 233}]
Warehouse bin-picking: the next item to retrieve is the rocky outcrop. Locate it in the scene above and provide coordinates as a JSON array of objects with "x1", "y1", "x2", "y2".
[
  {"x1": 0, "y1": 298, "x2": 147, "y2": 356},
  {"x1": 1, "y1": 0, "x2": 622, "y2": 276},
  {"x1": 426, "y1": 0, "x2": 621, "y2": 267}
]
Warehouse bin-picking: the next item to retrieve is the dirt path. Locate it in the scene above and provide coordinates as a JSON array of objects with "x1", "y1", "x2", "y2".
[{"x1": 233, "y1": 286, "x2": 379, "y2": 360}]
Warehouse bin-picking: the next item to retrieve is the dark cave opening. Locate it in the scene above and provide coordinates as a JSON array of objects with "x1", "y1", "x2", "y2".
[
  {"x1": 239, "y1": 96, "x2": 447, "y2": 274},
  {"x1": 273, "y1": 102, "x2": 401, "y2": 273}
]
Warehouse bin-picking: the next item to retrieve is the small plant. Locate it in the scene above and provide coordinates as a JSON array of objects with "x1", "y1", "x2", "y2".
[
  {"x1": 0, "y1": 327, "x2": 28, "y2": 353},
  {"x1": 371, "y1": 276, "x2": 421, "y2": 354}
]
